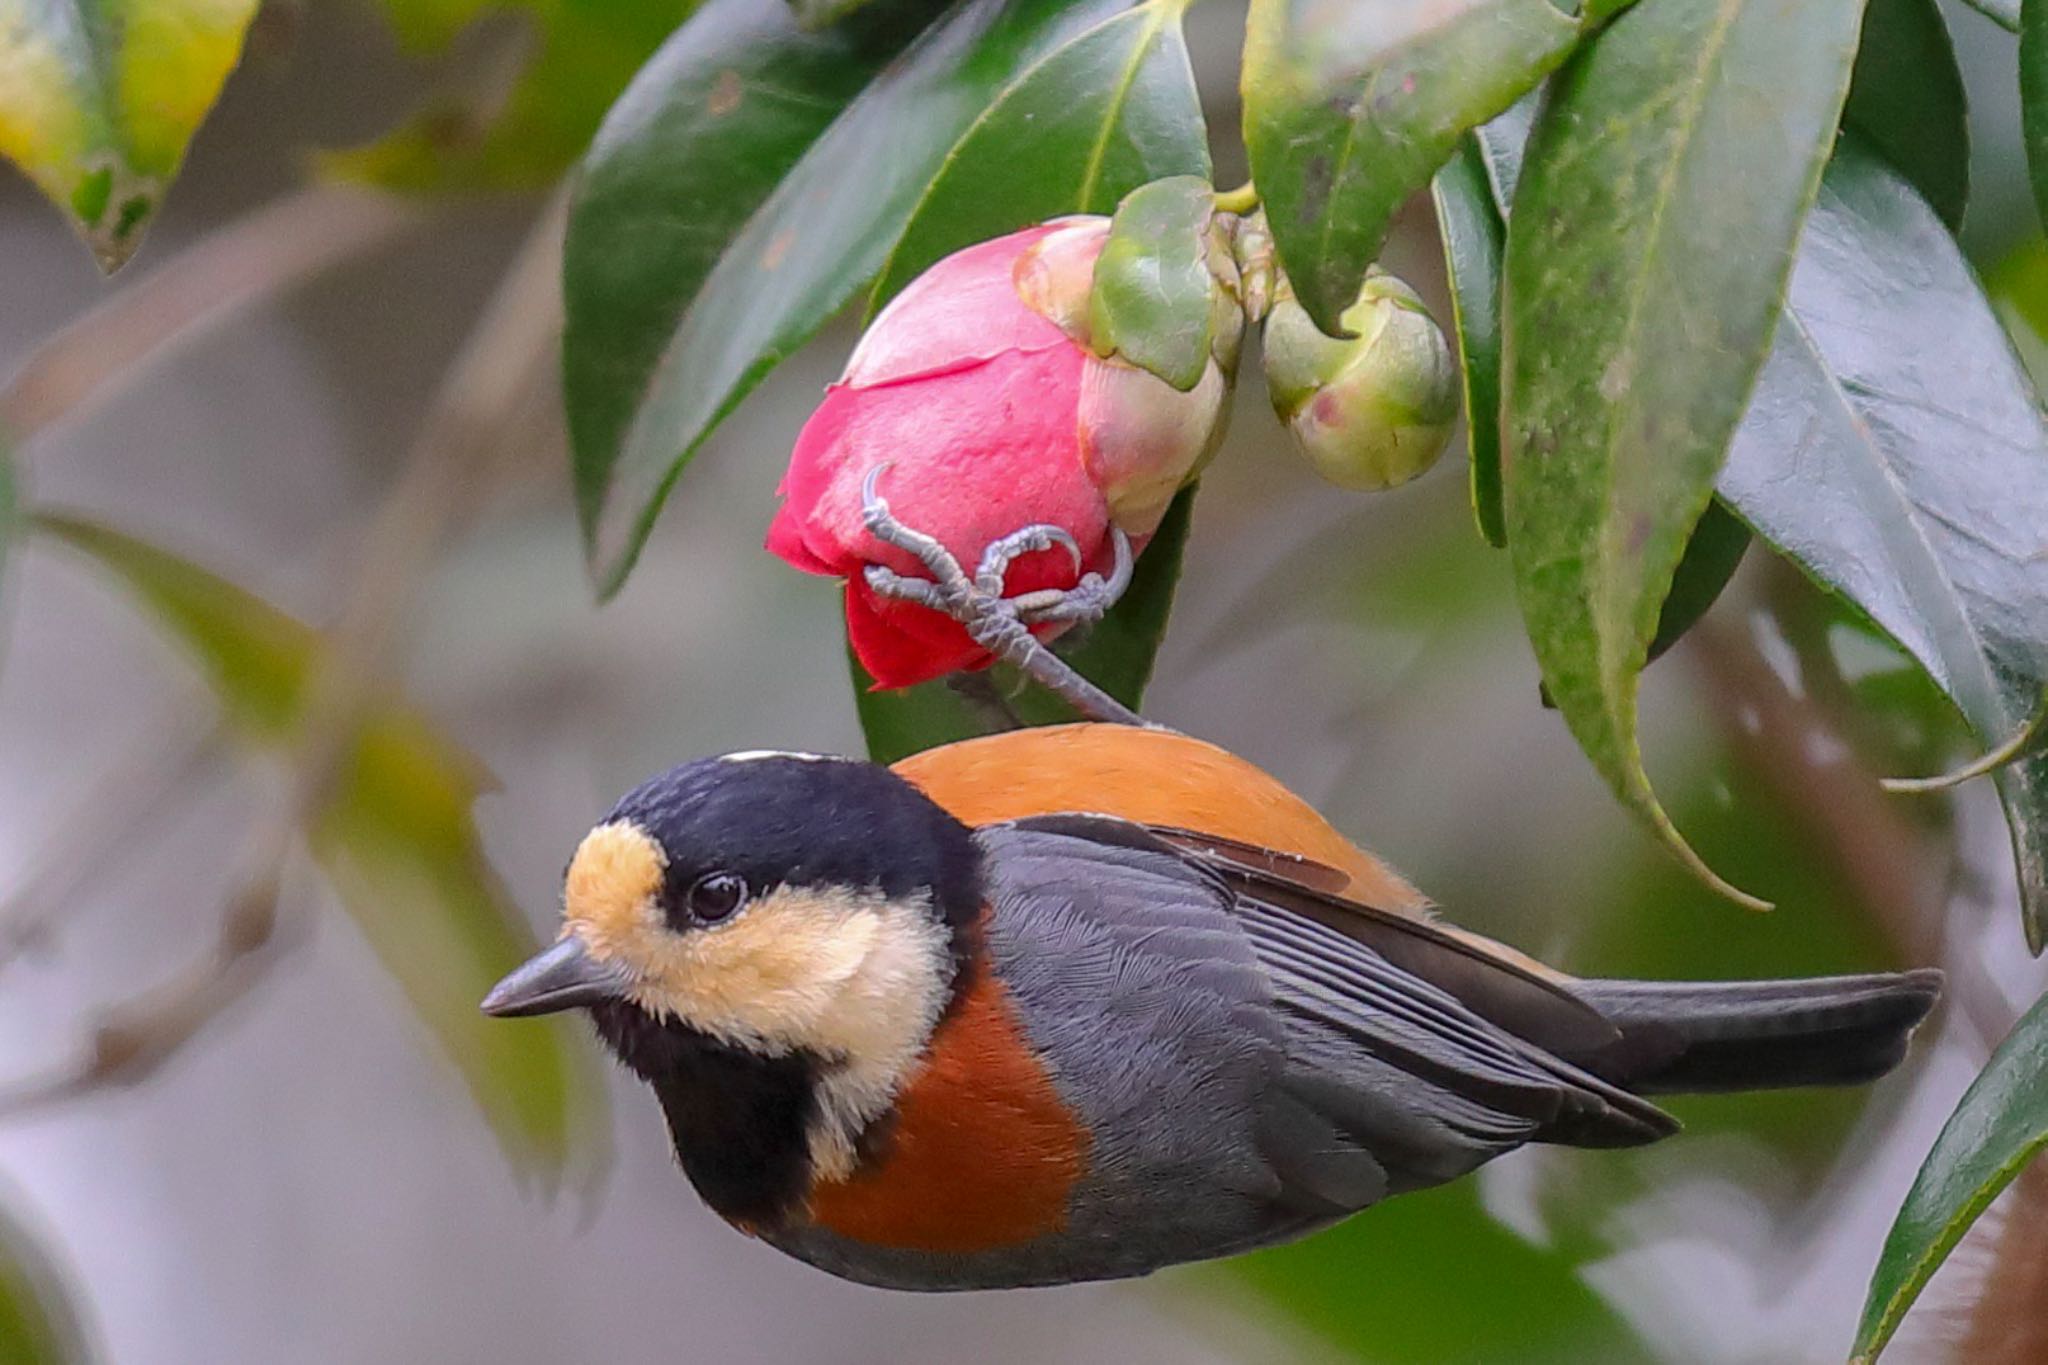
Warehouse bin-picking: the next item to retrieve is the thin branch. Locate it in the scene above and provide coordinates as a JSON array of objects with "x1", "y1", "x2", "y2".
[
  {"x1": 0, "y1": 868, "x2": 286, "y2": 1118},
  {"x1": 0, "y1": 718, "x2": 228, "y2": 976},
  {"x1": 0, "y1": 184, "x2": 427, "y2": 442},
  {"x1": 0, "y1": 196, "x2": 565, "y2": 1118}
]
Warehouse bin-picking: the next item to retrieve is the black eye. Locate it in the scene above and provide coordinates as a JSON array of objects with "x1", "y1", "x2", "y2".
[{"x1": 684, "y1": 871, "x2": 748, "y2": 924}]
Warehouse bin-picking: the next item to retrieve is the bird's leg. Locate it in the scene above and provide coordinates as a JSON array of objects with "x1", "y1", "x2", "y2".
[{"x1": 859, "y1": 466, "x2": 1143, "y2": 726}]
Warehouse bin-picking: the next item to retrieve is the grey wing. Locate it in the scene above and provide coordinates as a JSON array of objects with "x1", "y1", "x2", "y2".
[{"x1": 985, "y1": 817, "x2": 1674, "y2": 1225}]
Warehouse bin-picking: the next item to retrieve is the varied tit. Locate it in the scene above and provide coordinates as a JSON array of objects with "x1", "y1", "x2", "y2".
[{"x1": 483, "y1": 722, "x2": 1941, "y2": 1292}]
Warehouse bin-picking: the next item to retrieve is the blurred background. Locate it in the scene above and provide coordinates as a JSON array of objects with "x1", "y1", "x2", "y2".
[{"x1": 3, "y1": 2, "x2": 2047, "y2": 1362}]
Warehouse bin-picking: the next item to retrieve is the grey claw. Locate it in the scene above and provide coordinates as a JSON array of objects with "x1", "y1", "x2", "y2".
[{"x1": 975, "y1": 523, "x2": 1084, "y2": 596}]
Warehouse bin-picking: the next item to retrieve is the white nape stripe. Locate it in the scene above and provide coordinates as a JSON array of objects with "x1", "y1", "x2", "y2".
[{"x1": 717, "y1": 749, "x2": 851, "y2": 765}]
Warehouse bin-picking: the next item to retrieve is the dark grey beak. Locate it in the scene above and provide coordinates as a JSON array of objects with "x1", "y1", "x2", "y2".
[{"x1": 481, "y1": 936, "x2": 630, "y2": 1017}]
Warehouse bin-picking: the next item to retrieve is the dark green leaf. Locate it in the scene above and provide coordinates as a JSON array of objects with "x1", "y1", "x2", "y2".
[
  {"x1": 564, "y1": 0, "x2": 924, "y2": 545},
  {"x1": 1088, "y1": 176, "x2": 1216, "y2": 392},
  {"x1": 1431, "y1": 137, "x2": 1508, "y2": 547},
  {"x1": 869, "y1": 0, "x2": 1209, "y2": 310},
  {"x1": 35, "y1": 515, "x2": 605, "y2": 1179},
  {"x1": 1847, "y1": 0, "x2": 1968, "y2": 229},
  {"x1": 584, "y1": 0, "x2": 1134, "y2": 595},
  {"x1": 0, "y1": 0, "x2": 260, "y2": 269},
  {"x1": 1718, "y1": 140, "x2": 2048, "y2": 950},
  {"x1": 1646, "y1": 498, "x2": 1748, "y2": 665},
  {"x1": 1852, "y1": 989, "x2": 2048, "y2": 1361},
  {"x1": 0, "y1": 1187, "x2": 89, "y2": 1365},
  {"x1": 1499, "y1": 0, "x2": 1864, "y2": 910},
  {"x1": 853, "y1": 487, "x2": 1194, "y2": 763},
  {"x1": 2026, "y1": 0, "x2": 2048, "y2": 234},
  {"x1": 1242, "y1": 0, "x2": 1587, "y2": 335},
  {"x1": 329, "y1": 0, "x2": 692, "y2": 190}
]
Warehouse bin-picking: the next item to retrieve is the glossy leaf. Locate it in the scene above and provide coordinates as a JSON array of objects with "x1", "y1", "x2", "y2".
[
  {"x1": 1718, "y1": 141, "x2": 2048, "y2": 950},
  {"x1": 1088, "y1": 176, "x2": 1216, "y2": 392},
  {"x1": 1431, "y1": 137, "x2": 1508, "y2": 547},
  {"x1": 869, "y1": 0, "x2": 1209, "y2": 310},
  {"x1": 1846, "y1": 0, "x2": 1968, "y2": 229},
  {"x1": 0, "y1": 1188, "x2": 89, "y2": 1365},
  {"x1": 564, "y1": 0, "x2": 924, "y2": 544},
  {"x1": 0, "y1": 0, "x2": 260, "y2": 270},
  {"x1": 2026, "y1": 0, "x2": 2048, "y2": 234},
  {"x1": 1241, "y1": 0, "x2": 1587, "y2": 335},
  {"x1": 1852, "y1": 989, "x2": 2048, "y2": 1361},
  {"x1": 584, "y1": 0, "x2": 1134, "y2": 595},
  {"x1": 1646, "y1": 499, "x2": 1748, "y2": 666},
  {"x1": 853, "y1": 487, "x2": 1193, "y2": 763},
  {"x1": 1499, "y1": 0, "x2": 1864, "y2": 910},
  {"x1": 35, "y1": 515, "x2": 603, "y2": 1179},
  {"x1": 329, "y1": 0, "x2": 691, "y2": 190},
  {"x1": 1965, "y1": 0, "x2": 2022, "y2": 31}
]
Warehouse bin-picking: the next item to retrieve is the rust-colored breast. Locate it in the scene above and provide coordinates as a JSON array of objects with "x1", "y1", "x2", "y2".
[
  {"x1": 805, "y1": 950, "x2": 1087, "y2": 1253},
  {"x1": 891, "y1": 722, "x2": 1429, "y2": 912}
]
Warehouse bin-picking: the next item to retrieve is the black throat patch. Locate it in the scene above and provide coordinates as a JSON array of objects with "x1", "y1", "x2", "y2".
[{"x1": 591, "y1": 1002, "x2": 821, "y2": 1229}]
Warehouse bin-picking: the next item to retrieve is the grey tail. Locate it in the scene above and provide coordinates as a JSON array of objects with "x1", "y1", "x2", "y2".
[{"x1": 1573, "y1": 969, "x2": 1943, "y2": 1095}]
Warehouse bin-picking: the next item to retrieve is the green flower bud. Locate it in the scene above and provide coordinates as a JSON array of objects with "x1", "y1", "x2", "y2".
[{"x1": 1261, "y1": 268, "x2": 1458, "y2": 491}]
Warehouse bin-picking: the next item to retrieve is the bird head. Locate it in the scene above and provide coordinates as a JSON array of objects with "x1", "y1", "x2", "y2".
[{"x1": 481, "y1": 752, "x2": 983, "y2": 1098}]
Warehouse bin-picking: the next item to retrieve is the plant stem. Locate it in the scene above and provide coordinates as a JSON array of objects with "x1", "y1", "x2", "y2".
[{"x1": 1214, "y1": 181, "x2": 1260, "y2": 215}]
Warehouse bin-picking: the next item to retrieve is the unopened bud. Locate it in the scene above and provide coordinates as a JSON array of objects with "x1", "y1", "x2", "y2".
[{"x1": 1262, "y1": 268, "x2": 1457, "y2": 491}]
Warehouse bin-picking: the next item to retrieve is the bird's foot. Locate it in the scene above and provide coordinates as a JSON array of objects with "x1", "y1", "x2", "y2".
[{"x1": 858, "y1": 465, "x2": 1141, "y2": 725}]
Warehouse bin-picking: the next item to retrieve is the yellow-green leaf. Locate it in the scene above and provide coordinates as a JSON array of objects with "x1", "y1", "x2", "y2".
[
  {"x1": 327, "y1": 0, "x2": 699, "y2": 191},
  {"x1": 0, "y1": 0, "x2": 261, "y2": 270},
  {"x1": 34, "y1": 513, "x2": 604, "y2": 1181},
  {"x1": 0, "y1": 1183, "x2": 90, "y2": 1365}
]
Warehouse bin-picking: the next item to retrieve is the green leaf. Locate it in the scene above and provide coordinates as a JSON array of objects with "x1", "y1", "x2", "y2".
[
  {"x1": 1646, "y1": 498, "x2": 1748, "y2": 665},
  {"x1": 328, "y1": 0, "x2": 696, "y2": 190},
  {"x1": 853, "y1": 486, "x2": 1194, "y2": 763},
  {"x1": 583, "y1": 0, "x2": 1136, "y2": 595},
  {"x1": 1088, "y1": 175, "x2": 1216, "y2": 392},
  {"x1": 1241, "y1": 0, "x2": 1588, "y2": 335},
  {"x1": 1431, "y1": 137, "x2": 1508, "y2": 547},
  {"x1": 869, "y1": 0, "x2": 1209, "y2": 311},
  {"x1": 1846, "y1": 0, "x2": 1967, "y2": 229},
  {"x1": 1498, "y1": 0, "x2": 1865, "y2": 911},
  {"x1": 1852, "y1": 989, "x2": 2048, "y2": 1361},
  {"x1": 2026, "y1": 0, "x2": 2048, "y2": 235},
  {"x1": 564, "y1": 0, "x2": 926, "y2": 545},
  {"x1": 34, "y1": 515, "x2": 604, "y2": 1180},
  {"x1": 0, "y1": 1188, "x2": 89, "y2": 1365},
  {"x1": 1228, "y1": 1180, "x2": 1651, "y2": 1365},
  {"x1": 1717, "y1": 140, "x2": 2048, "y2": 951},
  {"x1": 0, "y1": 0, "x2": 261, "y2": 270}
]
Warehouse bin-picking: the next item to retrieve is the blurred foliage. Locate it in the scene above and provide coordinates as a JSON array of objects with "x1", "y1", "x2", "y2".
[
  {"x1": 32, "y1": 514, "x2": 605, "y2": 1183},
  {"x1": 1225, "y1": 1180, "x2": 1650, "y2": 1364},
  {"x1": 1843, "y1": 0, "x2": 1968, "y2": 230},
  {"x1": 0, "y1": 0, "x2": 260, "y2": 270},
  {"x1": 325, "y1": 0, "x2": 696, "y2": 189},
  {"x1": 0, "y1": 1186, "x2": 88, "y2": 1365}
]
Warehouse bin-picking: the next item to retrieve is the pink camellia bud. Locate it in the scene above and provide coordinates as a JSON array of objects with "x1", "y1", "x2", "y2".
[{"x1": 767, "y1": 219, "x2": 1234, "y2": 689}]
